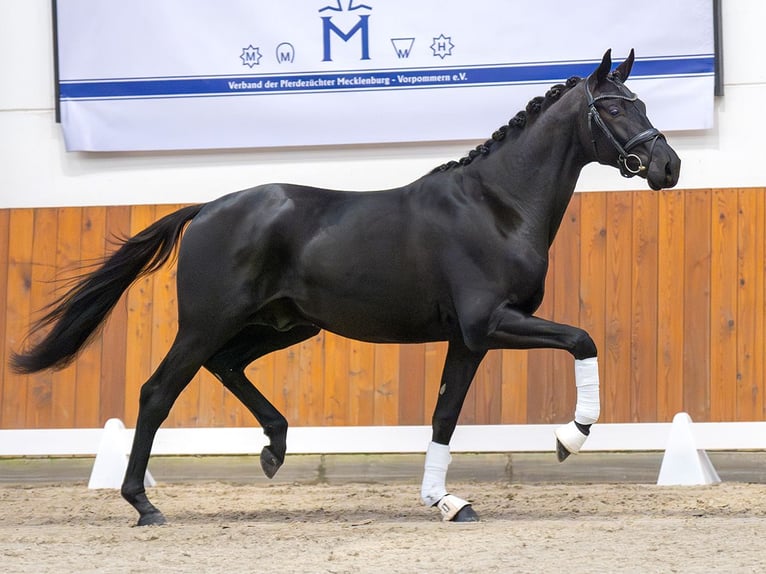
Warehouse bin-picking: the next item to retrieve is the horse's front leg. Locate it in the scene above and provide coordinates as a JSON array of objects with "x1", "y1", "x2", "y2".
[
  {"x1": 554, "y1": 356, "x2": 600, "y2": 461},
  {"x1": 475, "y1": 303, "x2": 601, "y2": 461},
  {"x1": 421, "y1": 341, "x2": 485, "y2": 522}
]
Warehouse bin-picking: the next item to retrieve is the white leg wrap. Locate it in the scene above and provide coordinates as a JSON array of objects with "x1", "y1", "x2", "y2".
[
  {"x1": 554, "y1": 357, "x2": 600, "y2": 456},
  {"x1": 574, "y1": 356, "x2": 600, "y2": 425},
  {"x1": 436, "y1": 494, "x2": 471, "y2": 521},
  {"x1": 420, "y1": 442, "x2": 450, "y2": 507},
  {"x1": 555, "y1": 420, "x2": 588, "y2": 454}
]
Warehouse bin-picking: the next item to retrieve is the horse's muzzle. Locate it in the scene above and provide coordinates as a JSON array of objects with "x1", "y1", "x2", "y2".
[{"x1": 646, "y1": 141, "x2": 681, "y2": 190}]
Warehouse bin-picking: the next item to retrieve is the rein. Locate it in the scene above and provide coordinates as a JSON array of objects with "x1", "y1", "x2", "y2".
[{"x1": 585, "y1": 76, "x2": 665, "y2": 178}]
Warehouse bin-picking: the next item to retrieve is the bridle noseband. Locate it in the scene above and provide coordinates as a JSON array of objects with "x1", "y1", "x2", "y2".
[{"x1": 585, "y1": 75, "x2": 665, "y2": 178}]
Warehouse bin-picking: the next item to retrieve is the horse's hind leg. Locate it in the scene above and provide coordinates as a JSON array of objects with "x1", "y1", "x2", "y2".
[
  {"x1": 121, "y1": 331, "x2": 217, "y2": 526},
  {"x1": 422, "y1": 340, "x2": 485, "y2": 522},
  {"x1": 204, "y1": 325, "x2": 321, "y2": 478}
]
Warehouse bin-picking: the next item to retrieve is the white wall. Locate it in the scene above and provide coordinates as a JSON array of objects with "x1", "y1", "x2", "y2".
[{"x1": 1, "y1": 1, "x2": 765, "y2": 209}]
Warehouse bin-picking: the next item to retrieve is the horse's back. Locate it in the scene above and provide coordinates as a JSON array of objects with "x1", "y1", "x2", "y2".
[{"x1": 174, "y1": 184, "x2": 454, "y2": 342}]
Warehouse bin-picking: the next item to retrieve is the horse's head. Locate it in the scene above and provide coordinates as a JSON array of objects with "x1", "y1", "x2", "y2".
[{"x1": 583, "y1": 49, "x2": 681, "y2": 190}]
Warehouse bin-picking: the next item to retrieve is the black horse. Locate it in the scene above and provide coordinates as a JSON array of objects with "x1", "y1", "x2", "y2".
[{"x1": 12, "y1": 50, "x2": 680, "y2": 525}]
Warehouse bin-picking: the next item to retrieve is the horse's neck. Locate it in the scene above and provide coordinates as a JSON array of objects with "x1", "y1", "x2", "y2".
[{"x1": 468, "y1": 108, "x2": 588, "y2": 246}]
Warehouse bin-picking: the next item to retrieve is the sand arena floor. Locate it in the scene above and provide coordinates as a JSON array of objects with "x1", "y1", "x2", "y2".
[{"x1": 1, "y1": 453, "x2": 766, "y2": 573}]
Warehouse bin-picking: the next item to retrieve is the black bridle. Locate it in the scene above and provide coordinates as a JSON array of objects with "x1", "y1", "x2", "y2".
[{"x1": 585, "y1": 75, "x2": 665, "y2": 178}]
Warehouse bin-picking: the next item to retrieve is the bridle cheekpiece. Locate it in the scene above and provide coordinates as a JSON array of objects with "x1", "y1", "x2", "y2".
[{"x1": 585, "y1": 73, "x2": 665, "y2": 178}]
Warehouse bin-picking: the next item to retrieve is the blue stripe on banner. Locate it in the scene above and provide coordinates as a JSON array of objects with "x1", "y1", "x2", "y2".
[{"x1": 59, "y1": 57, "x2": 714, "y2": 101}]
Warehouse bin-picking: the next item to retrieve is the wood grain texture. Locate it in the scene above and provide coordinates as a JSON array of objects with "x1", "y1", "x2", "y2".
[
  {"x1": 26, "y1": 208, "x2": 58, "y2": 428},
  {"x1": 75, "y1": 207, "x2": 106, "y2": 428},
  {"x1": 631, "y1": 192, "x2": 658, "y2": 422},
  {"x1": 683, "y1": 190, "x2": 712, "y2": 420},
  {"x1": 550, "y1": 195, "x2": 580, "y2": 423},
  {"x1": 604, "y1": 192, "x2": 633, "y2": 422},
  {"x1": 51, "y1": 208, "x2": 82, "y2": 428},
  {"x1": 710, "y1": 189, "x2": 738, "y2": 420},
  {"x1": 3, "y1": 209, "x2": 34, "y2": 428},
  {"x1": 736, "y1": 189, "x2": 765, "y2": 420},
  {"x1": 0, "y1": 211, "x2": 10, "y2": 426},
  {"x1": 657, "y1": 190, "x2": 686, "y2": 421},
  {"x1": 99, "y1": 206, "x2": 131, "y2": 425},
  {"x1": 2, "y1": 189, "x2": 764, "y2": 430},
  {"x1": 578, "y1": 192, "x2": 607, "y2": 423},
  {"x1": 123, "y1": 205, "x2": 156, "y2": 427}
]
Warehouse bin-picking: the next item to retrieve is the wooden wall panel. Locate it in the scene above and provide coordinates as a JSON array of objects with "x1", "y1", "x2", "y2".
[
  {"x1": 99, "y1": 206, "x2": 131, "y2": 424},
  {"x1": 526, "y1": 269, "x2": 555, "y2": 424},
  {"x1": 123, "y1": 205, "x2": 155, "y2": 428},
  {"x1": 604, "y1": 192, "x2": 633, "y2": 422},
  {"x1": 151, "y1": 205, "x2": 181, "y2": 427},
  {"x1": 348, "y1": 340, "x2": 375, "y2": 425},
  {"x1": 578, "y1": 192, "x2": 607, "y2": 424},
  {"x1": 711, "y1": 189, "x2": 738, "y2": 420},
  {"x1": 27, "y1": 208, "x2": 58, "y2": 428},
  {"x1": 736, "y1": 190, "x2": 765, "y2": 420},
  {"x1": 323, "y1": 333, "x2": 350, "y2": 425},
  {"x1": 631, "y1": 192, "x2": 658, "y2": 422},
  {"x1": 500, "y1": 349, "x2": 527, "y2": 424},
  {"x1": 373, "y1": 343, "x2": 399, "y2": 425},
  {"x1": 474, "y1": 350, "x2": 502, "y2": 427},
  {"x1": 657, "y1": 190, "x2": 686, "y2": 420},
  {"x1": 300, "y1": 332, "x2": 326, "y2": 426},
  {"x1": 51, "y1": 207, "x2": 82, "y2": 428},
  {"x1": 75, "y1": 206, "x2": 106, "y2": 428},
  {"x1": 397, "y1": 344, "x2": 425, "y2": 425},
  {"x1": 0, "y1": 211, "x2": 10, "y2": 427},
  {"x1": 683, "y1": 190, "x2": 712, "y2": 420},
  {"x1": 3, "y1": 188, "x2": 766, "y2": 431},
  {"x1": 550, "y1": 194, "x2": 579, "y2": 422},
  {"x1": 2, "y1": 209, "x2": 34, "y2": 428},
  {"x1": 422, "y1": 342, "x2": 446, "y2": 425}
]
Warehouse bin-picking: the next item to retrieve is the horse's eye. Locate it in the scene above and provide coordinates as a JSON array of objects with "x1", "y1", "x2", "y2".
[{"x1": 608, "y1": 106, "x2": 620, "y2": 117}]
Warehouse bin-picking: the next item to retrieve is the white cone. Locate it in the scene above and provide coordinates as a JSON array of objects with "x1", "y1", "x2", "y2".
[
  {"x1": 88, "y1": 418, "x2": 155, "y2": 489},
  {"x1": 657, "y1": 412, "x2": 721, "y2": 486}
]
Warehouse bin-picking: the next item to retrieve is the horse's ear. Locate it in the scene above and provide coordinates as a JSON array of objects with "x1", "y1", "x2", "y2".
[
  {"x1": 588, "y1": 49, "x2": 612, "y2": 89},
  {"x1": 613, "y1": 49, "x2": 635, "y2": 82}
]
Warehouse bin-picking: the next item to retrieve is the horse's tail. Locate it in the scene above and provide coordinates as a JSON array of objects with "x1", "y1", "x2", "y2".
[{"x1": 10, "y1": 203, "x2": 205, "y2": 374}]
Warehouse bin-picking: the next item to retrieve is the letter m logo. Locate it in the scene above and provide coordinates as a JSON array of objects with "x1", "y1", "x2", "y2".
[{"x1": 321, "y1": 15, "x2": 371, "y2": 62}]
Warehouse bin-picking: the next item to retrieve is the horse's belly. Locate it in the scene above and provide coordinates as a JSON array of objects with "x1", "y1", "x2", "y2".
[
  {"x1": 296, "y1": 290, "x2": 453, "y2": 344},
  {"x1": 288, "y1": 203, "x2": 453, "y2": 341}
]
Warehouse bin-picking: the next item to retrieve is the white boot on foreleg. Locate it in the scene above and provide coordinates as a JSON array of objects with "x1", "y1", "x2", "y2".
[
  {"x1": 555, "y1": 356, "x2": 600, "y2": 461},
  {"x1": 420, "y1": 441, "x2": 478, "y2": 521}
]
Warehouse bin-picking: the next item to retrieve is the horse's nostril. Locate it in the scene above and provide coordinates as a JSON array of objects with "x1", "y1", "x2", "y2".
[{"x1": 662, "y1": 159, "x2": 680, "y2": 187}]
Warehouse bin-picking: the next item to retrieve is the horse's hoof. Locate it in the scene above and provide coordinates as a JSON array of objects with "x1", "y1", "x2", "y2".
[
  {"x1": 451, "y1": 505, "x2": 480, "y2": 523},
  {"x1": 555, "y1": 421, "x2": 588, "y2": 462},
  {"x1": 436, "y1": 494, "x2": 478, "y2": 522},
  {"x1": 260, "y1": 446, "x2": 283, "y2": 479},
  {"x1": 136, "y1": 510, "x2": 167, "y2": 527}
]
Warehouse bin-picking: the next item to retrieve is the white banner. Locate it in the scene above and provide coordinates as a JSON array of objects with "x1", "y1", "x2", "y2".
[{"x1": 56, "y1": 0, "x2": 715, "y2": 151}]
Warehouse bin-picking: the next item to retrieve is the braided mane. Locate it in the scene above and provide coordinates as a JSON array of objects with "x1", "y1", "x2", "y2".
[{"x1": 430, "y1": 76, "x2": 583, "y2": 173}]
